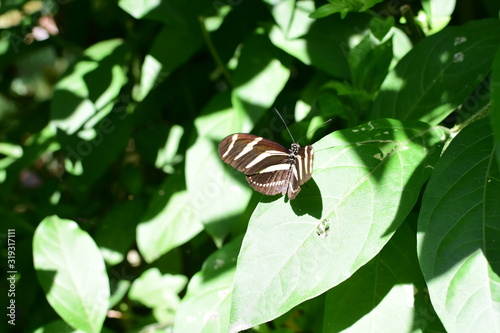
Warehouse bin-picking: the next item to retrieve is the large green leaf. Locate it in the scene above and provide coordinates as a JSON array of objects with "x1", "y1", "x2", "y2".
[
  {"x1": 229, "y1": 119, "x2": 448, "y2": 331},
  {"x1": 372, "y1": 19, "x2": 500, "y2": 125},
  {"x1": 324, "y1": 221, "x2": 444, "y2": 332},
  {"x1": 418, "y1": 117, "x2": 500, "y2": 332},
  {"x1": 174, "y1": 237, "x2": 241, "y2": 333},
  {"x1": 33, "y1": 216, "x2": 109, "y2": 333}
]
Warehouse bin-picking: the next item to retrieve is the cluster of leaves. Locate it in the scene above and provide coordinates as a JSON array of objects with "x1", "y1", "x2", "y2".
[{"x1": 1, "y1": 0, "x2": 500, "y2": 332}]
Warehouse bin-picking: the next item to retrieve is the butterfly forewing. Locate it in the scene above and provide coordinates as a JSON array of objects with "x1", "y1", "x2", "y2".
[
  {"x1": 218, "y1": 134, "x2": 290, "y2": 174},
  {"x1": 218, "y1": 133, "x2": 314, "y2": 200}
]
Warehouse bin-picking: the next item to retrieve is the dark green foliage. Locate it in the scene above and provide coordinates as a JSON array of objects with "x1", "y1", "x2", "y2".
[{"x1": 1, "y1": 0, "x2": 499, "y2": 332}]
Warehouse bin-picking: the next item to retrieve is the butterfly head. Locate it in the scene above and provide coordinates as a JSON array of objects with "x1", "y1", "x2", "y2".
[{"x1": 290, "y1": 142, "x2": 300, "y2": 155}]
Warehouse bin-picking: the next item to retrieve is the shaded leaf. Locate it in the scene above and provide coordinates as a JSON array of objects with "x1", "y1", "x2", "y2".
[
  {"x1": 310, "y1": 0, "x2": 384, "y2": 19},
  {"x1": 491, "y1": 47, "x2": 500, "y2": 170},
  {"x1": 372, "y1": 19, "x2": 500, "y2": 124},
  {"x1": 174, "y1": 237, "x2": 241, "y2": 333},
  {"x1": 269, "y1": 4, "x2": 371, "y2": 79},
  {"x1": 231, "y1": 34, "x2": 290, "y2": 122},
  {"x1": 186, "y1": 93, "x2": 253, "y2": 245},
  {"x1": 349, "y1": 33, "x2": 393, "y2": 94},
  {"x1": 136, "y1": 10, "x2": 202, "y2": 100},
  {"x1": 33, "y1": 216, "x2": 109, "y2": 333},
  {"x1": 137, "y1": 175, "x2": 203, "y2": 263},
  {"x1": 95, "y1": 200, "x2": 143, "y2": 266},
  {"x1": 50, "y1": 39, "x2": 128, "y2": 135},
  {"x1": 324, "y1": 221, "x2": 444, "y2": 332},
  {"x1": 417, "y1": 117, "x2": 500, "y2": 332}
]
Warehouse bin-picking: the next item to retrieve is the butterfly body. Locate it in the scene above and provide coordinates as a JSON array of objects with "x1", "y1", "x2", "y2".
[{"x1": 218, "y1": 133, "x2": 313, "y2": 200}]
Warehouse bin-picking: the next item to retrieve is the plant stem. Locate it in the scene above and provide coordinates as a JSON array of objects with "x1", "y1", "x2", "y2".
[{"x1": 198, "y1": 16, "x2": 233, "y2": 87}]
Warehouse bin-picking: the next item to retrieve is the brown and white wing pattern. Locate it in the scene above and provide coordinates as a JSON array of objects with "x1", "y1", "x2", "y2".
[
  {"x1": 218, "y1": 133, "x2": 290, "y2": 174},
  {"x1": 218, "y1": 133, "x2": 314, "y2": 200}
]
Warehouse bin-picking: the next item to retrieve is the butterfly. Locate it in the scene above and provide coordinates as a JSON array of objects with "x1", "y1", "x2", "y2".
[{"x1": 218, "y1": 112, "x2": 318, "y2": 200}]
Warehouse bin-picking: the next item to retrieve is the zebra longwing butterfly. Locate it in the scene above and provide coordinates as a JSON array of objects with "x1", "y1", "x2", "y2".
[{"x1": 218, "y1": 132, "x2": 313, "y2": 200}]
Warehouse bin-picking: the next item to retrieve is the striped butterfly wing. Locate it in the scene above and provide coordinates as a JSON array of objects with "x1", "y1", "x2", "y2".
[
  {"x1": 218, "y1": 133, "x2": 314, "y2": 200},
  {"x1": 289, "y1": 145, "x2": 314, "y2": 198}
]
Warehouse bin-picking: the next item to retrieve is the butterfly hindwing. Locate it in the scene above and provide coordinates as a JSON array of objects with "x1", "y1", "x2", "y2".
[{"x1": 247, "y1": 167, "x2": 291, "y2": 196}]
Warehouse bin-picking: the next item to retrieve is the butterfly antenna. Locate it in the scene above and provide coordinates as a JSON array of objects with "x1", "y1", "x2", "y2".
[
  {"x1": 298, "y1": 118, "x2": 332, "y2": 143},
  {"x1": 274, "y1": 108, "x2": 296, "y2": 142}
]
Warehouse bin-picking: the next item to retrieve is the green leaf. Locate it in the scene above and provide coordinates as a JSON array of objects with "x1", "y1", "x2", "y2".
[
  {"x1": 136, "y1": 15, "x2": 202, "y2": 101},
  {"x1": 324, "y1": 221, "x2": 444, "y2": 332},
  {"x1": 349, "y1": 34, "x2": 393, "y2": 95},
  {"x1": 137, "y1": 175, "x2": 203, "y2": 263},
  {"x1": 50, "y1": 39, "x2": 128, "y2": 135},
  {"x1": 372, "y1": 19, "x2": 500, "y2": 125},
  {"x1": 229, "y1": 119, "x2": 448, "y2": 331},
  {"x1": 231, "y1": 34, "x2": 290, "y2": 120},
  {"x1": 174, "y1": 237, "x2": 241, "y2": 333},
  {"x1": 310, "y1": 3, "x2": 350, "y2": 19},
  {"x1": 118, "y1": 0, "x2": 161, "y2": 19},
  {"x1": 129, "y1": 268, "x2": 187, "y2": 323},
  {"x1": 95, "y1": 200, "x2": 143, "y2": 266},
  {"x1": 264, "y1": 0, "x2": 296, "y2": 37},
  {"x1": 491, "y1": 47, "x2": 500, "y2": 170},
  {"x1": 129, "y1": 268, "x2": 187, "y2": 308},
  {"x1": 310, "y1": 0, "x2": 383, "y2": 18},
  {"x1": 63, "y1": 107, "x2": 134, "y2": 186},
  {"x1": 418, "y1": 117, "x2": 500, "y2": 332},
  {"x1": 185, "y1": 92, "x2": 253, "y2": 245},
  {"x1": 421, "y1": 0, "x2": 456, "y2": 34},
  {"x1": 269, "y1": 4, "x2": 370, "y2": 79},
  {"x1": 33, "y1": 216, "x2": 109, "y2": 333},
  {"x1": 33, "y1": 320, "x2": 116, "y2": 333},
  {"x1": 33, "y1": 320, "x2": 87, "y2": 333},
  {"x1": 370, "y1": 16, "x2": 394, "y2": 41}
]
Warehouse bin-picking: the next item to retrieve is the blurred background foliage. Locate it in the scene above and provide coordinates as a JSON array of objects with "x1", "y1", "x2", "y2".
[{"x1": 1, "y1": 0, "x2": 499, "y2": 332}]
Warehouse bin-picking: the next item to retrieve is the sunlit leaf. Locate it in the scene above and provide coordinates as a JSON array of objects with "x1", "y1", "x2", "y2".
[
  {"x1": 229, "y1": 119, "x2": 448, "y2": 331},
  {"x1": 118, "y1": 0, "x2": 161, "y2": 19},
  {"x1": 420, "y1": 0, "x2": 456, "y2": 34},
  {"x1": 50, "y1": 39, "x2": 128, "y2": 135},
  {"x1": 418, "y1": 118, "x2": 500, "y2": 332},
  {"x1": 324, "y1": 221, "x2": 444, "y2": 332},
  {"x1": 33, "y1": 216, "x2": 109, "y2": 333}
]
